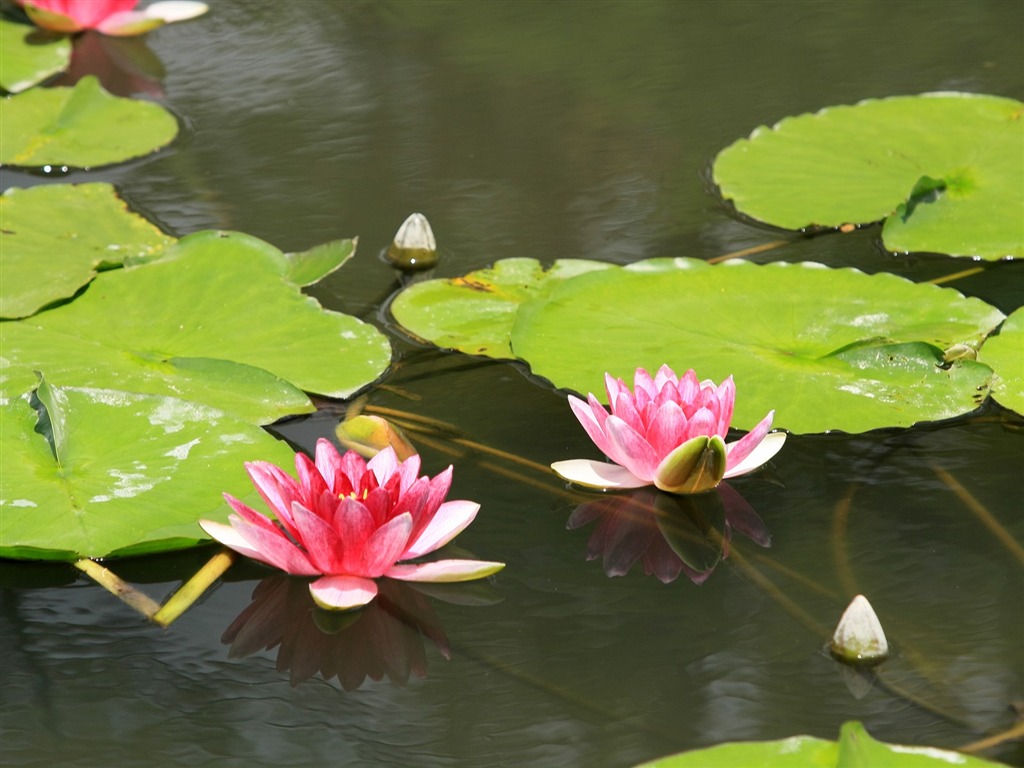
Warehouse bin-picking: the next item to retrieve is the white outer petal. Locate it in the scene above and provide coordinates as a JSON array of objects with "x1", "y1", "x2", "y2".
[
  {"x1": 144, "y1": 1, "x2": 210, "y2": 22},
  {"x1": 723, "y1": 431, "x2": 787, "y2": 478},
  {"x1": 550, "y1": 459, "x2": 651, "y2": 490}
]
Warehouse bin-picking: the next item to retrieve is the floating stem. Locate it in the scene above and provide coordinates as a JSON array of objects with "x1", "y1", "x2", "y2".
[
  {"x1": 152, "y1": 549, "x2": 235, "y2": 627},
  {"x1": 74, "y1": 558, "x2": 161, "y2": 619}
]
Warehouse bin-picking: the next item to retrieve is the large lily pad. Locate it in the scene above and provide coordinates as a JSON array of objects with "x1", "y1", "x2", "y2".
[
  {"x1": 0, "y1": 229, "x2": 392, "y2": 424},
  {"x1": 0, "y1": 75, "x2": 178, "y2": 167},
  {"x1": 392, "y1": 258, "x2": 1004, "y2": 434},
  {"x1": 0, "y1": 18, "x2": 71, "y2": 94},
  {"x1": 389, "y1": 257, "x2": 612, "y2": 357},
  {"x1": 977, "y1": 306, "x2": 1024, "y2": 416},
  {"x1": 712, "y1": 93, "x2": 1024, "y2": 260},
  {"x1": 1, "y1": 183, "x2": 175, "y2": 318},
  {"x1": 0, "y1": 378, "x2": 297, "y2": 560},
  {"x1": 632, "y1": 720, "x2": 1005, "y2": 767}
]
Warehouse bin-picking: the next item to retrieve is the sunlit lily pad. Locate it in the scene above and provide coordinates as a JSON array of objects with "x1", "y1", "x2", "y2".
[
  {"x1": 0, "y1": 18, "x2": 71, "y2": 93},
  {"x1": 285, "y1": 238, "x2": 357, "y2": 287},
  {"x1": 392, "y1": 258, "x2": 1004, "y2": 434},
  {"x1": 0, "y1": 230, "x2": 392, "y2": 424},
  {"x1": 978, "y1": 307, "x2": 1024, "y2": 416},
  {"x1": 632, "y1": 720, "x2": 1005, "y2": 767},
  {"x1": 389, "y1": 257, "x2": 612, "y2": 357},
  {"x1": 0, "y1": 75, "x2": 178, "y2": 167},
  {"x1": 0, "y1": 378, "x2": 297, "y2": 560},
  {"x1": 712, "y1": 93, "x2": 1024, "y2": 260},
  {"x1": 1, "y1": 183, "x2": 175, "y2": 318}
]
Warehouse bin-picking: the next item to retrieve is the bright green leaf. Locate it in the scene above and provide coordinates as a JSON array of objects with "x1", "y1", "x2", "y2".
[
  {"x1": 712, "y1": 93, "x2": 1024, "y2": 260},
  {"x1": 285, "y1": 238, "x2": 357, "y2": 287},
  {"x1": 0, "y1": 183, "x2": 175, "y2": 318},
  {"x1": 0, "y1": 230, "x2": 392, "y2": 424},
  {"x1": 0, "y1": 19, "x2": 71, "y2": 94},
  {"x1": 977, "y1": 306, "x2": 1024, "y2": 416},
  {"x1": 390, "y1": 257, "x2": 613, "y2": 357},
  {"x1": 512, "y1": 259, "x2": 1001, "y2": 433},
  {"x1": 631, "y1": 721, "x2": 1006, "y2": 767},
  {"x1": 392, "y1": 258, "x2": 1003, "y2": 434},
  {"x1": 0, "y1": 379, "x2": 297, "y2": 560},
  {"x1": 0, "y1": 75, "x2": 178, "y2": 167}
]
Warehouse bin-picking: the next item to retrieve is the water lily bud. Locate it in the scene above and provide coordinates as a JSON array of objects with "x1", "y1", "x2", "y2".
[
  {"x1": 336, "y1": 414, "x2": 418, "y2": 461},
  {"x1": 830, "y1": 595, "x2": 889, "y2": 665},
  {"x1": 386, "y1": 213, "x2": 438, "y2": 271}
]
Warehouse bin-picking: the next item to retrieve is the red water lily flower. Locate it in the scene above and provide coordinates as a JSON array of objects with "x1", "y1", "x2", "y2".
[
  {"x1": 18, "y1": 0, "x2": 207, "y2": 36},
  {"x1": 552, "y1": 365, "x2": 786, "y2": 494},
  {"x1": 200, "y1": 440, "x2": 504, "y2": 611}
]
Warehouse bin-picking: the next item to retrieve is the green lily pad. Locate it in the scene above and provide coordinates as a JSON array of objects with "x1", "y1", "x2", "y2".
[
  {"x1": 285, "y1": 238, "x2": 357, "y2": 287},
  {"x1": 0, "y1": 378, "x2": 298, "y2": 560},
  {"x1": 1, "y1": 183, "x2": 175, "y2": 319},
  {"x1": 712, "y1": 93, "x2": 1024, "y2": 260},
  {"x1": 389, "y1": 257, "x2": 613, "y2": 357},
  {"x1": 977, "y1": 306, "x2": 1024, "y2": 416},
  {"x1": 632, "y1": 720, "x2": 1006, "y2": 767},
  {"x1": 391, "y1": 258, "x2": 1003, "y2": 434},
  {"x1": 0, "y1": 75, "x2": 178, "y2": 168},
  {"x1": 0, "y1": 230, "x2": 392, "y2": 424},
  {"x1": 0, "y1": 18, "x2": 71, "y2": 94}
]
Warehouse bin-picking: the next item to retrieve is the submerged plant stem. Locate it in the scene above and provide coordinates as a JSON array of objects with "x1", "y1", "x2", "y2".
[
  {"x1": 74, "y1": 558, "x2": 161, "y2": 619},
  {"x1": 927, "y1": 266, "x2": 985, "y2": 285},
  {"x1": 931, "y1": 463, "x2": 1024, "y2": 566},
  {"x1": 706, "y1": 239, "x2": 788, "y2": 264},
  {"x1": 152, "y1": 549, "x2": 235, "y2": 627},
  {"x1": 831, "y1": 483, "x2": 860, "y2": 597}
]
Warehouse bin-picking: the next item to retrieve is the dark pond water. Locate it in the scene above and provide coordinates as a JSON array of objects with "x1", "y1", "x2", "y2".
[{"x1": 2, "y1": 1, "x2": 1023, "y2": 766}]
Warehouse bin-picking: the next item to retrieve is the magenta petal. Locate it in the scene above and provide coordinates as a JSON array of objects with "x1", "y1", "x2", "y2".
[
  {"x1": 612, "y1": 391, "x2": 644, "y2": 434},
  {"x1": 213, "y1": 516, "x2": 320, "y2": 576},
  {"x1": 605, "y1": 416, "x2": 660, "y2": 482},
  {"x1": 288, "y1": 502, "x2": 343, "y2": 573},
  {"x1": 309, "y1": 575, "x2": 378, "y2": 611},
  {"x1": 222, "y1": 494, "x2": 279, "y2": 533},
  {"x1": 385, "y1": 559, "x2": 505, "y2": 583},
  {"x1": 403, "y1": 500, "x2": 480, "y2": 559},
  {"x1": 199, "y1": 519, "x2": 265, "y2": 561},
  {"x1": 245, "y1": 461, "x2": 302, "y2": 538},
  {"x1": 725, "y1": 410, "x2": 775, "y2": 470},
  {"x1": 684, "y1": 406, "x2": 718, "y2": 440},
  {"x1": 313, "y1": 438, "x2": 344, "y2": 490},
  {"x1": 360, "y1": 512, "x2": 414, "y2": 576}
]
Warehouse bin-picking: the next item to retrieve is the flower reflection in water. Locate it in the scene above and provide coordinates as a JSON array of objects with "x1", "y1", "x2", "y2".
[
  {"x1": 222, "y1": 575, "x2": 496, "y2": 691},
  {"x1": 51, "y1": 32, "x2": 166, "y2": 97},
  {"x1": 566, "y1": 484, "x2": 770, "y2": 585}
]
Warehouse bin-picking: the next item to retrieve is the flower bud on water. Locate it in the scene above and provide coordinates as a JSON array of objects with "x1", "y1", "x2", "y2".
[
  {"x1": 830, "y1": 594, "x2": 889, "y2": 666},
  {"x1": 387, "y1": 213, "x2": 438, "y2": 271}
]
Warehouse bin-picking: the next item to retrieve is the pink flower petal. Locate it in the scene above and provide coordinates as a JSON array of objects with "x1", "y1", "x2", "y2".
[
  {"x1": 645, "y1": 400, "x2": 686, "y2": 458},
  {"x1": 368, "y1": 446, "x2": 400, "y2": 485},
  {"x1": 245, "y1": 461, "x2": 303, "y2": 538},
  {"x1": 550, "y1": 459, "x2": 650, "y2": 490},
  {"x1": 198, "y1": 519, "x2": 265, "y2": 561},
  {"x1": 611, "y1": 391, "x2": 644, "y2": 434},
  {"x1": 207, "y1": 516, "x2": 320, "y2": 576},
  {"x1": 605, "y1": 415, "x2": 660, "y2": 481},
  {"x1": 222, "y1": 494, "x2": 278, "y2": 533},
  {"x1": 359, "y1": 512, "x2": 414, "y2": 576},
  {"x1": 309, "y1": 575, "x2": 378, "y2": 611},
  {"x1": 385, "y1": 559, "x2": 505, "y2": 583},
  {"x1": 724, "y1": 430, "x2": 787, "y2": 478},
  {"x1": 295, "y1": 451, "x2": 329, "y2": 503},
  {"x1": 403, "y1": 500, "x2": 481, "y2": 559},
  {"x1": 143, "y1": 1, "x2": 208, "y2": 23},
  {"x1": 313, "y1": 438, "x2": 343, "y2": 489},
  {"x1": 724, "y1": 410, "x2": 775, "y2": 471},
  {"x1": 288, "y1": 501, "x2": 343, "y2": 573},
  {"x1": 684, "y1": 406, "x2": 718, "y2": 441},
  {"x1": 568, "y1": 395, "x2": 613, "y2": 457}
]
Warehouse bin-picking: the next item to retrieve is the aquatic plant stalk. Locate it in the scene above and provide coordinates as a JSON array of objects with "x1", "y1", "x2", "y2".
[
  {"x1": 151, "y1": 549, "x2": 235, "y2": 627},
  {"x1": 74, "y1": 558, "x2": 161, "y2": 619}
]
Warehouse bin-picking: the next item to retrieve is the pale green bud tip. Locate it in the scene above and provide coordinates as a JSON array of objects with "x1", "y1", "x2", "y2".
[
  {"x1": 830, "y1": 594, "x2": 889, "y2": 665},
  {"x1": 387, "y1": 213, "x2": 438, "y2": 270}
]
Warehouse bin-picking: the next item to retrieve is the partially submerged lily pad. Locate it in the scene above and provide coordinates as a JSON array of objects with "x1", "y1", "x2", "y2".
[
  {"x1": 392, "y1": 257, "x2": 1004, "y2": 434},
  {"x1": 0, "y1": 378, "x2": 298, "y2": 560},
  {"x1": 977, "y1": 307, "x2": 1024, "y2": 416},
  {"x1": 0, "y1": 75, "x2": 178, "y2": 167},
  {"x1": 712, "y1": 93, "x2": 1024, "y2": 260},
  {"x1": 0, "y1": 183, "x2": 175, "y2": 318},
  {"x1": 0, "y1": 229, "x2": 392, "y2": 424},
  {"x1": 0, "y1": 18, "x2": 71, "y2": 94},
  {"x1": 632, "y1": 720, "x2": 1005, "y2": 767}
]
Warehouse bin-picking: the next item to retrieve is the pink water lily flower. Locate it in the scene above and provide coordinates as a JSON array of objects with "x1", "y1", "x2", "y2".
[
  {"x1": 19, "y1": 0, "x2": 208, "y2": 36},
  {"x1": 551, "y1": 365, "x2": 786, "y2": 494},
  {"x1": 200, "y1": 440, "x2": 504, "y2": 611}
]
